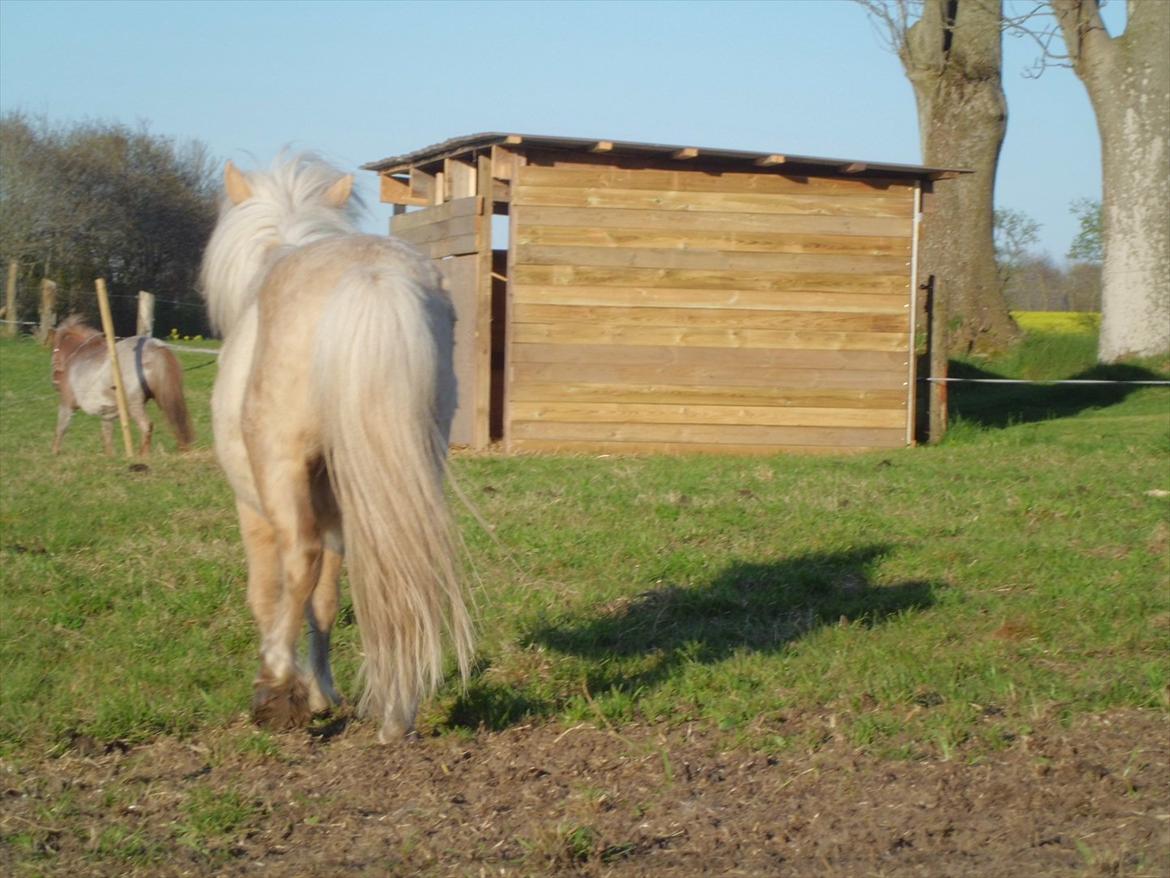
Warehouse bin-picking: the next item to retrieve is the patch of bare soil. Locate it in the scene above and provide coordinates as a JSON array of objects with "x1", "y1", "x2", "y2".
[{"x1": 2, "y1": 711, "x2": 1167, "y2": 877}]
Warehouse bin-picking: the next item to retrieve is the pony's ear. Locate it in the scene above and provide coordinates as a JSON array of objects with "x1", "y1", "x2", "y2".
[
  {"x1": 325, "y1": 174, "x2": 354, "y2": 208},
  {"x1": 224, "y1": 161, "x2": 253, "y2": 205}
]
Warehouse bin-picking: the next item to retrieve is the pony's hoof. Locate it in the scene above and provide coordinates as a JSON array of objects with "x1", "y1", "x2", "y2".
[
  {"x1": 252, "y1": 677, "x2": 311, "y2": 730},
  {"x1": 376, "y1": 719, "x2": 419, "y2": 744},
  {"x1": 309, "y1": 691, "x2": 345, "y2": 716}
]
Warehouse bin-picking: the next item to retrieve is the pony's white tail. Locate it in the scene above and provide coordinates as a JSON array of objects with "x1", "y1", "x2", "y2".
[{"x1": 312, "y1": 267, "x2": 472, "y2": 739}]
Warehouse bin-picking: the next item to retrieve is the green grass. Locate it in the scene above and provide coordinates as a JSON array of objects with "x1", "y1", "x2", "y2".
[{"x1": 1, "y1": 321, "x2": 1167, "y2": 761}]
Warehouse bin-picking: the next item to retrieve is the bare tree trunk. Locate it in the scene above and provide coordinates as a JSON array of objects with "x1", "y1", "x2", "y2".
[
  {"x1": 1052, "y1": 0, "x2": 1170, "y2": 361},
  {"x1": 902, "y1": 0, "x2": 1019, "y2": 354}
]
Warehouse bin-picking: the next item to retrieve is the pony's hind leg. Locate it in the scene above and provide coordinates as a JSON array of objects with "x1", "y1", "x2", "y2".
[
  {"x1": 100, "y1": 417, "x2": 115, "y2": 455},
  {"x1": 52, "y1": 406, "x2": 74, "y2": 454},
  {"x1": 130, "y1": 400, "x2": 153, "y2": 456},
  {"x1": 305, "y1": 548, "x2": 343, "y2": 713},
  {"x1": 252, "y1": 460, "x2": 325, "y2": 730},
  {"x1": 236, "y1": 499, "x2": 312, "y2": 730}
]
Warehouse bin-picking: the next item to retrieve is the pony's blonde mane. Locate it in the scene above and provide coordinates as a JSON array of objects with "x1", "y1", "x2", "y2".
[{"x1": 199, "y1": 153, "x2": 364, "y2": 336}]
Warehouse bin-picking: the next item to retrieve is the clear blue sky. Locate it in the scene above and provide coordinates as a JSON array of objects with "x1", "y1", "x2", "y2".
[{"x1": 0, "y1": 0, "x2": 1121, "y2": 260}]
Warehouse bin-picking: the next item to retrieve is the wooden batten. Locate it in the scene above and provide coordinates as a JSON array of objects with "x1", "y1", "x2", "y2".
[
  {"x1": 409, "y1": 167, "x2": 437, "y2": 205},
  {"x1": 444, "y1": 158, "x2": 477, "y2": 200},
  {"x1": 514, "y1": 225, "x2": 912, "y2": 258},
  {"x1": 512, "y1": 187, "x2": 910, "y2": 219},
  {"x1": 511, "y1": 205, "x2": 913, "y2": 239},
  {"x1": 514, "y1": 164, "x2": 914, "y2": 197},
  {"x1": 380, "y1": 173, "x2": 429, "y2": 206},
  {"x1": 391, "y1": 196, "x2": 482, "y2": 230},
  {"x1": 491, "y1": 178, "x2": 511, "y2": 206}
]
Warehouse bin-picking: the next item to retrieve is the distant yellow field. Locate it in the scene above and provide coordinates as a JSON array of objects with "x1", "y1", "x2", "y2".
[{"x1": 1012, "y1": 311, "x2": 1101, "y2": 334}]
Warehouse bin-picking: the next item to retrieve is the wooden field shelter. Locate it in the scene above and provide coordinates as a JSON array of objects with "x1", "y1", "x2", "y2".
[{"x1": 363, "y1": 133, "x2": 962, "y2": 455}]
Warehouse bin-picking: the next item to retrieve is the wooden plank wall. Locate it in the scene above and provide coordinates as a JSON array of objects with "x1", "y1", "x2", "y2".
[
  {"x1": 391, "y1": 196, "x2": 491, "y2": 448},
  {"x1": 391, "y1": 196, "x2": 481, "y2": 260},
  {"x1": 507, "y1": 162, "x2": 917, "y2": 455}
]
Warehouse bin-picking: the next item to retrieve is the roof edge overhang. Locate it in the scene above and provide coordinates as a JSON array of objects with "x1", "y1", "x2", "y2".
[{"x1": 362, "y1": 132, "x2": 969, "y2": 181}]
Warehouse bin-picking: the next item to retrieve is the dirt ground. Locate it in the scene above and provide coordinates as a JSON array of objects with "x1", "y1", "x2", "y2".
[{"x1": 2, "y1": 710, "x2": 1167, "y2": 877}]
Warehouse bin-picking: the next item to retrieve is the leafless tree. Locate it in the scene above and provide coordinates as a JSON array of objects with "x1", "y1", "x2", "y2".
[
  {"x1": 859, "y1": 0, "x2": 1020, "y2": 354},
  {"x1": 0, "y1": 114, "x2": 218, "y2": 334},
  {"x1": 1040, "y1": 0, "x2": 1168, "y2": 361}
]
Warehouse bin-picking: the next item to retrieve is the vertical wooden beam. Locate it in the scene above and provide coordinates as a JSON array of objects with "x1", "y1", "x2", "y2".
[
  {"x1": 38, "y1": 279, "x2": 58, "y2": 346},
  {"x1": 928, "y1": 276, "x2": 949, "y2": 444},
  {"x1": 473, "y1": 154, "x2": 494, "y2": 449},
  {"x1": 502, "y1": 166, "x2": 520, "y2": 453},
  {"x1": 95, "y1": 279, "x2": 135, "y2": 458},
  {"x1": 444, "y1": 158, "x2": 477, "y2": 201},
  {"x1": 410, "y1": 167, "x2": 436, "y2": 204},
  {"x1": 490, "y1": 145, "x2": 524, "y2": 181},
  {"x1": 136, "y1": 291, "x2": 155, "y2": 337},
  {"x1": 3, "y1": 260, "x2": 18, "y2": 338},
  {"x1": 905, "y1": 182, "x2": 922, "y2": 446}
]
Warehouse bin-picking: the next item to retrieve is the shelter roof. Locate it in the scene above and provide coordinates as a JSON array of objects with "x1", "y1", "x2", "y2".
[{"x1": 363, "y1": 132, "x2": 968, "y2": 181}]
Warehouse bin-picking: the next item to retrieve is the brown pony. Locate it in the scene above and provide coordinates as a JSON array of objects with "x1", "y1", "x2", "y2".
[
  {"x1": 199, "y1": 154, "x2": 473, "y2": 741},
  {"x1": 50, "y1": 315, "x2": 195, "y2": 456}
]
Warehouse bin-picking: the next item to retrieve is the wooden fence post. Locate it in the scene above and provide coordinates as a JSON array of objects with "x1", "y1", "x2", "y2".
[
  {"x1": 3, "y1": 260, "x2": 17, "y2": 338},
  {"x1": 38, "y1": 279, "x2": 58, "y2": 346},
  {"x1": 927, "y1": 276, "x2": 949, "y2": 444},
  {"x1": 136, "y1": 291, "x2": 155, "y2": 337},
  {"x1": 95, "y1": 279, "x2": 135, "y2": 458}
]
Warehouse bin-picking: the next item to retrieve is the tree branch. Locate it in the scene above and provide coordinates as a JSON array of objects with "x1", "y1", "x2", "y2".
[{"x1": 1049, "y1": 0, "x2": 1118, "y2": 91}]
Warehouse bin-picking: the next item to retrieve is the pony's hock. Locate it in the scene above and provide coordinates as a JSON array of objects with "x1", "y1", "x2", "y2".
[{"x1": 200, "y1": 154, "x2": 474, "y2": 743}]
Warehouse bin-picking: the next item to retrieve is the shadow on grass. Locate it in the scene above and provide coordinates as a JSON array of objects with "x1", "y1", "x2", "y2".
[
  {"x1": 947, "y1": 360, "x2": 1166, "y2": 430},
  {"x1": 445, "y1": 545, "x2": 935, "y2": 731}
]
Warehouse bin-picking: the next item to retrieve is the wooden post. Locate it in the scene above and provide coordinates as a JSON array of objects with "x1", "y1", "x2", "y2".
[
  {"x1": 38, "y1": 279, "x2": 58, "y2": 346},
  {"x1": 136, "y1": 291, "x2": 155, "y2": 337},
  {"x1": 3, "y1": 259, "x2": 17, "y2": 338},
  {"x1": 928, "y1": 276, "x2": 949, "y2": 444},
  {"x1": 95, "y1": 279, "x2": 135, "y2": 458}
]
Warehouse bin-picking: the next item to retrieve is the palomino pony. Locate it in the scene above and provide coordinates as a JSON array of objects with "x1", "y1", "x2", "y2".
[
  {"x1": 199, "y1": 154, "x2": 473, "y2": 741},
  {"x1": 50, "y1": 315, "x2": 195, "y2": 456}
]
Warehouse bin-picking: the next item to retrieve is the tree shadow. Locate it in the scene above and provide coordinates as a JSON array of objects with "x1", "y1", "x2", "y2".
[
  {"x1": 445, "y1": 545, "x2": 935, "y2": 730},
  {"x1": 947, "y1": 360, "x2": 1165, "y2": 429}
]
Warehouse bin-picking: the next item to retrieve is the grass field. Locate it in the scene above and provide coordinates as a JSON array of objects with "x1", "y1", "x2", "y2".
[{"x1": 1, "y1": 318, "x2": 1167, "y2": 766}]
